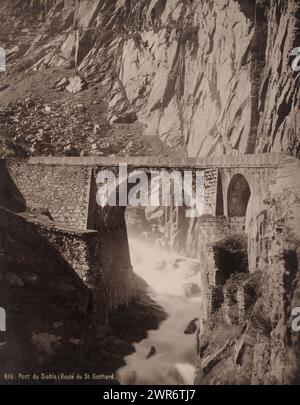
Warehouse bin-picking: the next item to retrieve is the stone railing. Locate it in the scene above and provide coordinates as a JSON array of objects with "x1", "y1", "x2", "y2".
[{"x1": 27, "y1": 153, "x2": 286, "y2": 169}]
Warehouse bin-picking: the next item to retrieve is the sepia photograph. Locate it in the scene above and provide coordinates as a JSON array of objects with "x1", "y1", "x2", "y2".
[{"x1": 0, "y1": 0, "x2": 299, "y2": 392}]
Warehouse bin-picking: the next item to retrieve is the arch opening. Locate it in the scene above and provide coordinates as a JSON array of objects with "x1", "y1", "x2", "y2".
[
  {"x1": 227, "y1": 174, "x2": 250, "y2": 217},
  {"x1": 213, "y1": 235, "x2": 249, "y2": 286}
]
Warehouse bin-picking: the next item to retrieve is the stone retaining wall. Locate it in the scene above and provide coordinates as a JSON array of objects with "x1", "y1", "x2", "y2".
[{"x1": 6, "y1": 159, "x2": 94, "y2": 230}]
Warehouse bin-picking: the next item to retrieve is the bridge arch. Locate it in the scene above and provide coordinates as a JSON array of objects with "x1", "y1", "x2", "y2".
[
  {"x1": 95, "y1": 167, "x2": 203, "y2": 255},
  {"x1": 227, "y1": 173, "x2": 251, "y2": 217}
]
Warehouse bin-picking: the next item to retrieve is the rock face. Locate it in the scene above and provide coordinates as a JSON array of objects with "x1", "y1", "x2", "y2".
[
  {"x1": 0, "y1": 160, "x2": 26, "y2": 212},
  {"x1": 246, "y1": 158, "x2": 300, "y2": 383},
  {"x1": 1, "y1": 0, "x2": 299, "y2": 157},
  {"x1": 255, "y1": 1, "x2": 300, "y2": 157},
  {"x1": 195, "y1": 158, "x2": 300, "y2": 385}
]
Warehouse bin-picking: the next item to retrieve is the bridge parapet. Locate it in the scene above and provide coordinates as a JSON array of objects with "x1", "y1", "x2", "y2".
[{"x1": 27, "y1": 153, "x2": 286, "y2": 169}]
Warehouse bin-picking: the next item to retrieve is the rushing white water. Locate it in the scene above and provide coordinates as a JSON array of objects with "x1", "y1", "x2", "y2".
[{"x1": 117, "y1": 238, "x2": 202, "y2": 385}]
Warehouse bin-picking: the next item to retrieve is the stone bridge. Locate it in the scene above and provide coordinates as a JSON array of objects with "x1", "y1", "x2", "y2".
[
  {"x1": 1, "y1": 153, "x2": 297, "y2": 311},
  {"x1": 3, "y1": 153, "x2": 286, "y2": 230}
]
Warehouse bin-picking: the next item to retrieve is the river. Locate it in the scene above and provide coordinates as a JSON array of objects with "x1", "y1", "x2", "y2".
[{"x1": 117, "y1": 238, "x2": 202, "y2": 385}]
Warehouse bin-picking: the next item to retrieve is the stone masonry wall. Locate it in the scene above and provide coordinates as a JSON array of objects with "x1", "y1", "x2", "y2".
[
  {"x1": 37, "y1": 224, "x2": 136, "y2": 313},
  {"x1": 198, "y1": 217, "x2": 246, "y2": 287},
  {"x1": 6, "y1": 159, "x2": 93, "y2": 230},
  {"x1": 95, "y1": 206, "x2": 137, "y2": 312},
  {"x1": 37, "y1": 227, "x2": 104, "y2": 288},
  {"x1": 204, "y1": 169, "x2": 219, "y2": 215},
  {"x1": 219, "y1": 166, "x2": 277, "y2": 218},
  {"x1": 197, "y1": 216, "x2": 246, "y2": 321},
  {"x1": 3, "y1": 159, "x2": 138, "y2": 312}
]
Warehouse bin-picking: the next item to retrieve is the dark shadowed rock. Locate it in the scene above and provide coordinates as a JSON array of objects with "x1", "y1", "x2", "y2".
[
  {"x1": 0, "y1": 160, "x2": 26, "y2": 212},
  {"x1": 53, "y1": 77, "x2": 68, "y2": 90},
  {"x1": 184, "y1": 318, "x2": 200, "y2": 335},
  {"x1": 111, "y1": 111, "x2": 137, "y2": 124},
  {"x1": 146, "y1": 346, "x2": 157, "y2": 359}
]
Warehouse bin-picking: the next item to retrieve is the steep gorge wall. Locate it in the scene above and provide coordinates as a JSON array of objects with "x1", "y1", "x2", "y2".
[
  {"x1": 247, "y1": 160, "x2": 300, "y2": 383},
  {"x1": 1, "y1": 0, "x2": 299, "y2": 157},
  {"x1": 256, "y1": 0, "x2": 300, "y2": 157},
  {"x1": 195, "y1": 157, "x2": 300, "y2": 384}
]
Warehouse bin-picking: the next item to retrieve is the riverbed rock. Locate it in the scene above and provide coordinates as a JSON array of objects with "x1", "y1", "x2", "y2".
[
  {"x1": 184, "y1": 318, "x2": 200, "y2": 335},
  {"x1": 183, "y1": 283, "x2": 201, "y2": 298},
  {"x1": 186, "y1": 261, "x2": 201, "y2": 278},
  {"x1": 154, "y1": 260, "x2": 166, "y2": 272},
  {"x1": 146, "y1": 346, "x2": 157, "y2": 359}
]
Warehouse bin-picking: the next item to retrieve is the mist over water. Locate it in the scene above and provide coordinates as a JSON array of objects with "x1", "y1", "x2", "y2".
[{"x1": 117, "y1": 238, "x2": 202, "y2": 385}]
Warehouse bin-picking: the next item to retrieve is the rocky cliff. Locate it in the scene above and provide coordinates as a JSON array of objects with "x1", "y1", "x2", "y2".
[
  {"x1": 194, "y1": 157, "x2": 300, "y2": 385},
  {"x1": 0, "y1": 0, "x2": 299, "y2": 157}
]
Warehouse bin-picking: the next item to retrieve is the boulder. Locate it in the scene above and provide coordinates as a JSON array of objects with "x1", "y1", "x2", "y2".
[
  {"x1": 186, "y1": 261, "x2": 201, "y2": 278},
  {"x1": 65, "y1": 76, "x2": 87, "y2": 94},
  {"x1": 31, "y1": 207, "x2": 54, "y2": 221},
  {"x1": 184, "y1": 318, "x2": 200, "y2": 335},
  {"x1": 111, "y1": 110, "x2": 137, "y2": 124},
  {"x1": 0, "y1": 84, "x2": 9, "y2": 92},
  {"x1": 155, "y1": 260, "x2": 166, "y2": 272},
  {"x1": 146, "y1": 346, "x2": 156, "y2": 359},
  {"x1": 183, "y1": 283, "x2": 201, "y2": 297},
  {"x1": 54, "y1": 77, "x2": 68, "y2": 90}
]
